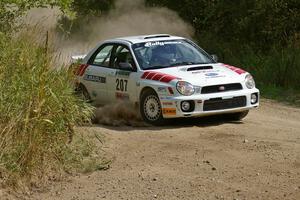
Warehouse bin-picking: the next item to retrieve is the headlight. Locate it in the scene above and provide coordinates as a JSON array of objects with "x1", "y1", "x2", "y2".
[
  {"x1": 176, "y1": 81, "x2": 195, "y2": 96},
  {"x1": 245, "y1": 74, "x2": 255, "y2": 89}
]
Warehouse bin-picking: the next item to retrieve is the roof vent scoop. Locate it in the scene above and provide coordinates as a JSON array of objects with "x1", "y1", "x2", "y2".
[
  {"x1": 187, "y1": 66, "x2": 213, "y2": 71},
  {"x1": 144, "y1": 34, "x2": 171, "y2": 39}
]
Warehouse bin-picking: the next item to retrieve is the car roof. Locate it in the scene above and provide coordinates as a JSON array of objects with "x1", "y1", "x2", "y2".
[{"x1": 105, "y1": 34, "x2": 185, "y2": 44}]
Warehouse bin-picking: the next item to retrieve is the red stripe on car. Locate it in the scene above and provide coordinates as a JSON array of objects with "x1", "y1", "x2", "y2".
[
  {"x1": 141, "y1": 71, "x2": 151, "y2": 79},
  {"x1": 77, "y1": 64, "x2": 89, "y2": 76},
  {"x1": 160, "y1": 75, "x2": 177, "y2": 83},
  {"x1": 141, "y1": 71, "x2": 178, "y2": 83},
  {"x1": 152, "y1": 73, "x2": 165, "y2": 81},
  {"x1": 223, "y1": 64, "x2": 246, "y2": 75},
  {"x1": 145, "y1": 72, "x2": 157, "y2": 79}
]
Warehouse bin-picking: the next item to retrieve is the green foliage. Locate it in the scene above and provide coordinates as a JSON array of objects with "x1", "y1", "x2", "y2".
[
  {"x1": 71, "y1": 0, "x2": 114, "y2": 16},
  {"x1": 56, "y1": 0, "x2": 115, "y2": 36},
  {"x1": 146, "y1": 0, "x2": 300, "y2": 100},
  {"x1": 0, "y1": 33, "x2": 95, "y2": 186},
  {"x1": 198, "y1": 32, "x2": 300, "y2": 91},
  {"x1": 146, "y1": 0, "x2": 300, "y2": 49},
  {"x1": 228, "y1": 46, "x2": 300, "y2": 90},
  {"x1": 259, "y1": 85, "x2": 300, "y2": 106}
]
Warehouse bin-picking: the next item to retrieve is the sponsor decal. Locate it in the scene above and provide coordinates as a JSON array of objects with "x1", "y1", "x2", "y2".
[
  {"x1": 204, "y1": 72, "x2": 226, "y2": 79},
  {"x1": 205, "y1": 73, "x2": 219, "y2": 77},
  {"x1": 160, "y1": 96, "x2": 174, "y2": 100},
  {"x1": 141, "y1": 71, "x2": 178, "y2": 83},
  {"x1": 145, "y1": 41, "x2": 182, "y2": 47},
  {"x1": 192, "y1": 70, "x2": 220, "y2": 74},
  {"x1": 116, "y1": 70, "x2": 131, "y2": 77},
  {"x1": 162, "y1": 102, "x2": 173, "y2": 106},
  {"x1": 223, "y1": 64, "x2": 246, "y2": 75},
  {"x1": 115, "y1": 92, "x2": 129, "y2": 100},
  {"x1": 168, "y1": 87, "x2": 174, "y2": 95},
  {"x1": 192, "y1": 71, "x2": 205, "y2": 74},
  {"x1": 157, "y1": 87, "x2": 167, "y2": 93},
  {"x1": 84, "y1": 75, "x2": 106, "y2": 83},
  {"x1": 162, "y1": 108, "x2": 176, "y2": 115}
]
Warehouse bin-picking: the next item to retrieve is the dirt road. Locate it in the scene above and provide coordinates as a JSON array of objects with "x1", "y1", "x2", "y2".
[{"x1": 10, "y1": 99, "x2": 300, "y2": 199}]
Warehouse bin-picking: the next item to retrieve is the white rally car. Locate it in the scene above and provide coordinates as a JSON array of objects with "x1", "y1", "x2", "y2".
[{"x1": 73, "y1": 34, "x2": 259, "y2": 125}]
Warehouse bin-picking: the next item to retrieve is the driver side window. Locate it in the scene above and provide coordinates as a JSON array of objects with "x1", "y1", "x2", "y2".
[
  {"x1": 91, "y1": 45, "x2": 114, "y2": 67},
  {"x1": 113, "y1": 45, "x2": 136, "y2": 71}
]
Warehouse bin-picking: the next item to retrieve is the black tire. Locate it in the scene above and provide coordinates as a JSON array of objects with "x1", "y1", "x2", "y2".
[
  {"x1": 225, "y1": 110, "x2": 249, "y2": 121},
  {"x1": 140, "y1": 89, "x2": 165, "y2": 125},
  {"x1": 76, "y1": 84, "x2": 92, "y2": 103}
]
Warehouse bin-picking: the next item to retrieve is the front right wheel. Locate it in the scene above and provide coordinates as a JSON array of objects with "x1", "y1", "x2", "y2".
[{"x1": 140, "y1": 89, "x2": 165, "y2": 125}]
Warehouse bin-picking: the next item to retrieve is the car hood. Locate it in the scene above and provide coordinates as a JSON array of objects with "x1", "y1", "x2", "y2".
[{"x1": 151, "y1": 63, "x2": 247, "y2": 86}]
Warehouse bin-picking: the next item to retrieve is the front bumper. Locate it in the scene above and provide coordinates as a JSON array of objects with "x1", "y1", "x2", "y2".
[{"x1": 160, "y1": 88, "x2": 259, "y2": 118}]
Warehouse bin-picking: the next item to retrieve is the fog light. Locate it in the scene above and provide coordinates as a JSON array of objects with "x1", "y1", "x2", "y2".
[
  {"x1": 251, "y1": 93, "x2": 258, "y2": 104},
  {"x1": 181, "y1": 101, "x2": 191, "y2": 112}
]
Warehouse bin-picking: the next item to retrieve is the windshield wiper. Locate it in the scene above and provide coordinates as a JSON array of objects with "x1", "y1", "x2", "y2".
[
  {"x1": 143, "y1": 62, "x2": 209, "y2": 70},
  {"x1": 143, "y1": 65, "x2": 169, "y2": 70},
  {"x1": 172, "y1": 62, "x2": 196, "y2": 66}
]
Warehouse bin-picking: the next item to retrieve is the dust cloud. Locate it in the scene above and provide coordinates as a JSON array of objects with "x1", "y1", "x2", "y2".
[
  {"x1": 93, "y1": 102, "x2": 148, "y2": 127},
  {"x1": 24, "y1": 0, "x2": 194, "y2": 64},
  {"x1": 60, "y1": 0, "x2": 193, "y2": 59},
  {"x1": 22, "y1": 0, "x2": 194, "y2": 126},
  {"x1": 78, "y1": 0, "x2": 194, "y2": 43}
]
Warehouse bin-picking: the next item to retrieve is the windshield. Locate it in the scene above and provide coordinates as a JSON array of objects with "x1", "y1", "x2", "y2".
[{"x1": 132, "y1": 40, "x2": 214, "y2": 70}]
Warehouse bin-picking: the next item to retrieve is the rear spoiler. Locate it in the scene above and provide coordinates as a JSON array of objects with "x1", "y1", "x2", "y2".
[{"x1": 71, "y1": 55, "x2": 86, "y2": 63}]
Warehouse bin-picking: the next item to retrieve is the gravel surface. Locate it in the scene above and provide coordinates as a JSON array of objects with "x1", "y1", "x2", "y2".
[{"x1": 2, "y1": 99, "x2": 300, "y2": 200}]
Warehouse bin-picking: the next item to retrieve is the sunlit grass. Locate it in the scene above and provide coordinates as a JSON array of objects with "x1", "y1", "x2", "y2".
[{"x1": 0, "y1": 33, "x2": 102, "y2": 188}]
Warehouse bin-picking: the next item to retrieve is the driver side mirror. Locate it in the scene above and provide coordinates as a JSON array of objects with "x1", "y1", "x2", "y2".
[
  {"x1": 119, "y1": 62, "x2": 134, "y2": 71},
  {"x1": 211, "y1": 54, "x2": 219, "y2": 62}
]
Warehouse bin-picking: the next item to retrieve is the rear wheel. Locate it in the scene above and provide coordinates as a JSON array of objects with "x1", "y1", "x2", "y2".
[
  {"x1": 76, "y1": 84, "x2": 92, "y2": 103},
  {"x1": 225, "y1": 110, "x2": 249, "y2": 121},
  {"x1": 140, "y1": 89, "x2": 164, "y2": 125}
]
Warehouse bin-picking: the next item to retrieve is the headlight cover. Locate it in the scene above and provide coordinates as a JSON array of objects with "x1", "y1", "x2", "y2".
[
  {"x1": 245, "y1": 74, "x2": 255, "y2": 89},
  {"x1": 176, "y1": 81, "x2": 195, "y2": 96}
]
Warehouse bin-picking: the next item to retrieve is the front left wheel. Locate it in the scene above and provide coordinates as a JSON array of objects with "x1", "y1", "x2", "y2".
[
  {"x1": 140, "y1": 89, "x2": 165, "y2": 125},
  {"x1": 225, "y1": 110, "x2": 249, "y2": 121}
]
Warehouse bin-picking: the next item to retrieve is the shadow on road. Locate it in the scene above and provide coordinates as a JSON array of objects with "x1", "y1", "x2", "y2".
[{"x1": 94, "y1": 115, "x2": 244, "y2": 132}]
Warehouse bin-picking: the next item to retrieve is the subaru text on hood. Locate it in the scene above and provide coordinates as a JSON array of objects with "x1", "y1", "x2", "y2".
[{"x1": 72, "y1": 34, "x2": 259, "y2": 125}]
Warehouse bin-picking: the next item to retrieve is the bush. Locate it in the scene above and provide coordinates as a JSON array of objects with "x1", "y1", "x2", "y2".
[
  {"x1": 71, "y1": 0, "x2": 114, "y2": 16},
  {"x1": 0, "y1": 33, "x2": 94, "y2": 186},
  {"x1": 56, "y1": 0, "x2": 115, "y2": 36},
  {"x1": 146, "y1": 0, "x2": 300, "y2": 50},
  {"x1": 146, "y1": 0, "x2": 300, "y2": 100}
]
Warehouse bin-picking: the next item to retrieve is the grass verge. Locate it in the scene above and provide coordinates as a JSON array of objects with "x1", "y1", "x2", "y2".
[
  {"x1": 0, "y1": 33, "x2": 107, "y2": 189},
  {"x1": 259, "y1": 85, "x2": 300, "y2": 107}
]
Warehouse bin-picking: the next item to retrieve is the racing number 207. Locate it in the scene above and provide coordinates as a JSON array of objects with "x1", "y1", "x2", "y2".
[{"x1": 116, "y1": 79, "x2": 128, "y2": 92}]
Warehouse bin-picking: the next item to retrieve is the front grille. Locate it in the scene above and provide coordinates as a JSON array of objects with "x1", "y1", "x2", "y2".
[
  {"x1": 201, "y1": 83, "x2": 243, "y2": 94},
  {"x1": 203, "y1": 96, "x2": 247, "y2": 111}
]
